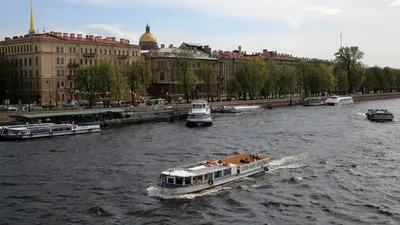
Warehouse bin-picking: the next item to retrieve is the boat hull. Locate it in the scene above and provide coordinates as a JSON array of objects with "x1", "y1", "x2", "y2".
[
  {"x1": 0, "y1": 128, "x2": 100, "y2": 140},
  {"x1": 157, "y1": 166, "x2": 268, "y2": 195},
  {"x1": 185, "y1": 121, "x2": 212, "y2": 127}
]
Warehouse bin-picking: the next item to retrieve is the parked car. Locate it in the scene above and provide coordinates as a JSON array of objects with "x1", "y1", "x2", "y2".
[
  {"x1": 7, "y1": 106, "x2": 18, "y2": 111},
  {"x1": 63, "y1": 102, "x2": 75, "y2": 108}
]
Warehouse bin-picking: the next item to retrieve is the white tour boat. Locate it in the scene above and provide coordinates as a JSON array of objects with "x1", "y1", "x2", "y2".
[
  {"x1": 186, "y1": 100, "x2": 213, "y2": 127},
  {"x1": 324, "y1": 95, "x2": 354, "y2": 106},
  {"x1": 0, "y1": 123, "x2": 100, "y2": 140},
  {"x1": 157, "y1": 153, "x2": 269, "y2": 195},
  {"x1": 233, "y1": 105, "x2": 262, "y2": 112}
]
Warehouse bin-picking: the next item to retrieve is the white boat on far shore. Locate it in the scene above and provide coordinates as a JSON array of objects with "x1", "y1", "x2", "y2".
[
  {"x1": 232, "y1": 105, "x2": 262, "y2": 112},
  {"x1": 0, "y1": 123, "x2": 100, "y2": 140},
  {"x1": 324, "y1": 95, "x2": 354, "y2": 106}
]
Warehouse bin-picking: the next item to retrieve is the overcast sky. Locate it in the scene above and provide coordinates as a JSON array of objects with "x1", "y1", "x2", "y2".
[{"x1": 1, "y1": 0, "x2": 400, "y2": 67}]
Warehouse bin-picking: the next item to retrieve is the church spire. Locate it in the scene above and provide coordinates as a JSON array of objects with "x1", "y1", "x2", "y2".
[
  {"x1": 29, "y1": 0, "x2": 35, "y2": 35},
  {"x1": 146, "y1": 22, "x2": 150, "y2": 33}
]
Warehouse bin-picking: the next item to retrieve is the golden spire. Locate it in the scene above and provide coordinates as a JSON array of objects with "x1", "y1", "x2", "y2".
[{"x1": 29, "y1": 0, "x2": 35, "y2": 35}]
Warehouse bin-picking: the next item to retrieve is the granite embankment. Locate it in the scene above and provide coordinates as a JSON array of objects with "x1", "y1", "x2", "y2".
[{"x1": 1, "y1": 92, "x2": 399, "y2": 124}]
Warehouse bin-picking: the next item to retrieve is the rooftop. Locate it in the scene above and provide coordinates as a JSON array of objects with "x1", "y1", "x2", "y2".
[{"x1": 1, "y1": 32, "x2": 139, "y2": 47}]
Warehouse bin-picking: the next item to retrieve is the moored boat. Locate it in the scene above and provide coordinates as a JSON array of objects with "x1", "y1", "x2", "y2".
[
  {"x1": 0, "y1": 123, "x2": 100, "y2": 140},
  {"x1": 366, "y1": 109, "x2": 394, "y2": 121},
  {"x1": 211, "y1": 106, "x2": 241, "y2": 114},
  {"x1": 232, "y1": 105, "x2": 262, "y2": 112},
  {"x1": 324, "y1": 95, "x2": 354, "y2": 106},
  {"x1": 157, "y1": 153, "x2": 269, "y2": 195},
  {"x1": 186, "y1": 100, "x2": 213, "y2": 127}
]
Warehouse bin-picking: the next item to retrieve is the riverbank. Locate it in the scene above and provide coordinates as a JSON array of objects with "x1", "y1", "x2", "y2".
[{"x1": 1, "y1": 92, "x2": 400, "y2": 126}]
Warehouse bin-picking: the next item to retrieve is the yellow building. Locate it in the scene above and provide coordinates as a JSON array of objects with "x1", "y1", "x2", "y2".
[{"x1": 0, "y1": 1, "x2": 141, "y2": 106}]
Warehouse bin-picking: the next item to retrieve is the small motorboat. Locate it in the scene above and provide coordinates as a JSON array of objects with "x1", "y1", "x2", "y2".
[{"x1": 366, "y1": 109, "x2": 394, "y2": 121}]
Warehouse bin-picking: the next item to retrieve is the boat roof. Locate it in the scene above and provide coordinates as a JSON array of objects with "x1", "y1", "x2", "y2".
[
  {"x1": 10, "y1": 108, "x2": 127, "y2": 119},
  {"x1": 161, "y1": 153, "x2": 269, "y2": 177},
  {"x1": 5, "y1": 123, "x2": 75, "y2": 130},
  {"x1": 191, "y1": 100, "x2": 208, "y2": 104}
]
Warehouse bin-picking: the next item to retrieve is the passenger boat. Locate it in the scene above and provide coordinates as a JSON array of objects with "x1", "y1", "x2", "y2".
[
  {"x1": 233, "y1": 105, "x2": 262, "y2": 112},
  {"x1": 324, "y1": 95, "x2": 354, "y2": 106},
  {"x1": 0, "y1": 123, "x2": 100, "y2": 140},
  {"x1": 186, "y1": 100, "x2": 213, "y2": 127},
  {"x1": 211, "y1": 106, "x2": 241, "y2": 114},
  {"x1": 366, "y1": 109, "x2": 394, "y2": 121},
  {"x1": 157, "y1": 153, "x2": 269, "y2": 195}
]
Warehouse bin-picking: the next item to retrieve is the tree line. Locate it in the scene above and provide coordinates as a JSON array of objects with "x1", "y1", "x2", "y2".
[{"x1": 74, "y1": 59, "x2": 152, "y2": 107}]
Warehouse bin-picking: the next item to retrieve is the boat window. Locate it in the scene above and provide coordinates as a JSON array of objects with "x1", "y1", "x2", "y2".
[
  {"x1": 176, "y1": 177, "x2": 183, "y2": 185},
  {"x1": 204, "y1": 173, "x2": 209, "y2": 180},
  {"x1": 167, "y1": 177, "x2": 174, "y2": 184},
  {"x1": 185, "y1": 177, "x2": 191, "y2": 185},
  {"x1": 214, "y1": 170, "x2": 223, "y2": 179},
  {"x1": 223, "y1": 168, "x2": 232, "y2": 176},
  {"x1": 65, "y1": 127, "x2": 72, "y2": 131},
  {"x1": 193, "y1": 175, "x2": 203, "y2": 183}
]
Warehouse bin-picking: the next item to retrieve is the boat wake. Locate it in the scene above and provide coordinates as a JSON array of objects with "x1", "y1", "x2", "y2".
[
  {"x1": 147, "y1": 153, "x2": 308, "y2": 199},
  {"x1": 266, "y1": 153, "x2": 308, "y2": 172},
  {"x1": 146, "y1": 186, "x2": 230, "y2": 199}
]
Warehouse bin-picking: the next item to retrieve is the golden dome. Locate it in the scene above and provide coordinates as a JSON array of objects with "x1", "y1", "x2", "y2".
[
  {"x1": 139, "y1": 32, "x2": 157, "y2": 43},
  {"x1": 139, "y1": 23, "x2": 157, "y2": 44}
]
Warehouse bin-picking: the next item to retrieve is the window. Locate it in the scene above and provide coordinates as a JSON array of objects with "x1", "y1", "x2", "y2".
[
  {"x1": 61, "y1": 70, "x2": 64, "y2": 76},
  {"x1": 69, "y1": 47, "x2": 72, "y2": 53},
  {"x1": 90, "y1": 48, "x2": 92, "y2": 53},
  {"x1": 36, "y1": 70, "x2": 39, "y2": 77},
  {"x1": 61, "y1": 47, "x2": 64, "y2": 53},
  {"x1": 56, "y1": 58, "x2": 60, "y2": 64},
  {"x1": 69, "y1": 69, "x2": 72, "y2": 75},
  {"x1": 85, "y1": 59, "x2": 87, "y2": 65},
  {"x1": 29, "y1": 58, "x2": 32, "y2": 66},
  {"x1": 29, "y1": 70, "x2": 32, "y2": 78},
  {"x1": 23, "y1": 45, "x2": 26, "y2": 52},
  {"x1": 80, "y1": 59, "x2": 83, "y2": 65},
  {"x1": 57, "y1": 70, "x2": 60, "y2": 76},
  {"x1": 85, "y1": 48, "x2": 87, "y2": 53},
  {"x1": 35, "y1": 46, "x2": 38, "y2": 52},
  {"x1": 69, "y1": 58, "x2": 72, "y2": 63},
  {"x1": 56, "y1": 46, "x2": 59, "y2": 52},
  {"x1": 24, "y1": 70, "x2": 27, "y2": 78},
  {"x1": 80, "y1": 48, "x2": 83, "y2": 53},
  {"x1": 61, "y1": 58, "x2": 64, "y2": 64},
  {"x1": 114, "y1": 50, "x2": 116, "y2": 55},
  {"x1": 24, "y1": 58, "x2": 27, "y2": 66},
  {"x1": 160, "y1": 72, "x2": 165, "y2": 81},
  {"x1": 73, "y1": 47, "x2": 76, "y2": 53},
  {"x1": 118, "y1": 50, "x2": 121, "y2": 55},
  {"x1": 100, "y1": 49, "x2": 103, "y2": 54},
  {"x1": 37, "y1": 81, "x2": 39, "y2": 89},
  {"x1": 109, "y1": 50, "x2": 111, "y2": 55}
]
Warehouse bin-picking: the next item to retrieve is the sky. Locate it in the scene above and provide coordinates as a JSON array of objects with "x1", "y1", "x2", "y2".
[{"x1": 1, "y1": 0, "x2": 400, "y2": 67}]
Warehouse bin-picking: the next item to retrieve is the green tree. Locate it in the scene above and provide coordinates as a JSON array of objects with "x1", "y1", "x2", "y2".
[
  {"x1": 247, "y1": 58, "x2": 268, "y2": 100},
  {"x1": 197, "y1": 64, "x2": 217, "y2": 102},
  {"x1": 272, "y1": 64, "x2": 297, "y2": 97},
  {"x1": 233, "y1": 63, "x2": 249, "y2": 100},
  {"x1": 297, "y1": 60, "x2": 311, "y2": 97},
  {"x1": 96, "y1": 60, "x2": 116, "y2": 106},
  {"x1": 226, "y1": 76, "x2": 240, "y2": 100},
  {"x1": 0, "y1": 53, "x2": 20, "y2": 104},
  {"x1": 334, "y1": 46, "x2": 364, "y2": 93},
  {"x1": 171, "y1": 49, "x2": 198, "y2": 103},
  {"x1": 317, "y1": 64, "x2": 336, "y2": 93},
  {"x1": 75, "y1": 66, "x2": 99, "y2": 108},
  {"x1": 123, "y1": 60, "x2": 152, "y2": 103}
]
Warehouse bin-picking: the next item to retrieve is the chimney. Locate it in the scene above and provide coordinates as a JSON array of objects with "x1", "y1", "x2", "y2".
[
  {"x1": 96, "y1": 36, "x2": 102, "y2": 39},
  {"x1": 70, "y1": 33, "x2": 75, "y2": 38},
  {"x1": 120, "y1": 38, "x2": 125, "y2": 42},
  {"x1": 13, "y1": 36, "x2": 19, "y2": 39},
  {"x1": 238, "y1": 46, "x2": 242, "y2": 53},
  {"x1": 63, "y1": 33, "x2": 68, "y2": 37},
  {"x1": 88, "y1": 35, "x2": 94, "y2": 39},
  {"x1": 111, "y1": 37, "x2": 116, "y2": 41},
  {"x1": 77, "y1": 34, "x2": 82, "y2": 39},
  {"x1": 169, "y1": 44, "x2": 174, "y2": 48},
  {"x1": 263, "y1": 49, "x2": 268, "y2": 55},
  {"x1": 55, "y1": 32, "x2": 61, "y2": 37},
  {"x1": 204, "y1": 45, "x2": 211, "y2": 54},
  {"x1": 50, "y1": 31, "x2": 54, "y2": 34},
  {"x1": 161, "y1": 44, "x2": 165, "y2": 48},
  {"x1": 5, "y1": 37, "x2": 10, "y2": 40}
]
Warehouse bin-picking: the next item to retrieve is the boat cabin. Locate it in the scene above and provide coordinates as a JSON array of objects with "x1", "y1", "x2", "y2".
[{"x1": 190, "y1": 100, "x2": 208, "y2": 109}]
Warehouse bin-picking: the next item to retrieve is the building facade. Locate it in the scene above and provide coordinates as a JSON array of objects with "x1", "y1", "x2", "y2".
[
  {"x1": 0, "y1": 32, "x2": 141, "y2": 105},
  {"x1": 144, "y1": 43, "x2": 219, "y2": 98}
]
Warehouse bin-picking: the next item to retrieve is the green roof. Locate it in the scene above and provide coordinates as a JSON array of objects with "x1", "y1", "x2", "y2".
[{"x1": 11, "y1": 109, "x2": 125, "y2": 119}]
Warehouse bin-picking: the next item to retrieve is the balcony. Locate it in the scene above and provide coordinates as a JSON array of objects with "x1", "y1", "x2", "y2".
[
  {"x1": 83, "y1": 53, "x2": 96, "y2": 57},
  {"x1": 68, "y1": 63, "x2": 80, "y2": 68},
  {"x1": 118, "y1": 55, "x2": 129, "y2": 59}
]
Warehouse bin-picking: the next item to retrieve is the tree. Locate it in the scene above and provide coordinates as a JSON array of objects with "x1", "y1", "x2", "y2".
[
  {"x1": 226, "y1": 76, "x2": 240, "y2": 100},
  {"x1": 247, "y1": 58, "x2": 268, "y2": 100},
  {"x1": 75, "y1": 66, "x2": 99, "y2": 108},
  {"x1": 334, "y1": 46, "x2": 364, "y2": 93},
  {"x1": 96, "y1": 60, "x2": 116, "y2": 106},
  {"x1": 297, "y1": 60, "x2": 311, "y2": 97},
  {"x1": 123, "y1": 60, "x2": 152, "y2": 103},
  {"x1": 171, "y1": 49, "x2": 198, "y2": 103},
  {"x1": 0, "y1": 53, "x2": 19, "y2": 104},
  {"x1": 197, "y1": 64, "x2": 217, "y2": 102}
]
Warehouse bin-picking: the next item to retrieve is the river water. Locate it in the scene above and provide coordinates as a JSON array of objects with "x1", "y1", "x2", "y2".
[{"x1": 1, "y1": 99, "x2": 400, "y2": 225}]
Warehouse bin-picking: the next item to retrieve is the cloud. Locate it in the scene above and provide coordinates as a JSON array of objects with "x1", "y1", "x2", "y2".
[
  {"x1": 388, "y1": 0, "x2": 400, "y2": 6},
  {"x1": 302, "y1": 6, "x2": 343, "y2": 15}
]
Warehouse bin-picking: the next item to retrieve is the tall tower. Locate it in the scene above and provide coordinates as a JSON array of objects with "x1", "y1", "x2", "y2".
[{"x1": 29, "y1": 0, "x2": 35, "y2": 35}]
